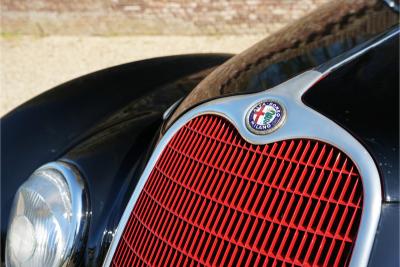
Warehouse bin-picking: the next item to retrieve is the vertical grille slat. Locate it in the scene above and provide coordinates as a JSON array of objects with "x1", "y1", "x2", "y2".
[{"x1": 112, "y1": 115, "x2": 363, "y2": 267}]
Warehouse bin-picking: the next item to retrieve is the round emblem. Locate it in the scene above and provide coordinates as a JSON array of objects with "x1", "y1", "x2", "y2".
[{"x1": 245, "y1": 100, "x2": 286, "y2": 135}]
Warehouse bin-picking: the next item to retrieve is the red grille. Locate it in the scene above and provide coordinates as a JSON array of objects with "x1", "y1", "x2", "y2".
[{"x1": 112, "y1": 115, "x2": 363, "y2": 267}]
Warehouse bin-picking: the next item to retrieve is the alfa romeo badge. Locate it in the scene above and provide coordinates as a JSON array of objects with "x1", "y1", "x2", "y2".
[{"x1": 246, "y1": 100, "x2": 286, "y2": 135}]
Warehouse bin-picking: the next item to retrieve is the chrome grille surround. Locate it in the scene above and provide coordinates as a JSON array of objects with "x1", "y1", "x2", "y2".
[{"x1": 103, "y1": 70, "x2": 381, "y2": 267}]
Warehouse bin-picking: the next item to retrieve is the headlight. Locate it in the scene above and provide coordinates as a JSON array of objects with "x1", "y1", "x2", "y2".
[{"x1": 6, "y1": 162, "x2": 89, "y2": 267}]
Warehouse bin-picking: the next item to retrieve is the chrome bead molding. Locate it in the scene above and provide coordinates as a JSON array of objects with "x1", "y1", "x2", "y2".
[{"x1": 103, "y1": 70, "x2": 381, "y2": 267}]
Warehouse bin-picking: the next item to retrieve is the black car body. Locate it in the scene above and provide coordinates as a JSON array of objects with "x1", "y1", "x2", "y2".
[{"x1": 1, "y1": 0, "x2": 399, "y2": 266}]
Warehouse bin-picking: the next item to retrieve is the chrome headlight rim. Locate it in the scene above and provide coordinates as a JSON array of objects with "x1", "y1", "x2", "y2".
[
  {"x1": 46, "y1": 161, "x2": 90, "y2": 265},
  {"x1": 6, "y1": 161, "x2": 90, "y2": 266}
]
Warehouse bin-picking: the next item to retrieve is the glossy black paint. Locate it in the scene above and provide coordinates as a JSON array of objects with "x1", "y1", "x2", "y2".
[
  {"x1": 0, "y1": 53, "x2": 231, "y2": 263},
  {"x1": 245, "y1": 33, "x2": 372, "y2": 94},
  {"x1": 368, "y1": 203, "x2": 399, "y2": 266},
  {"x1": 63, "y1": 115, "x2": 161, "y2": 266},
  {"x1": 303, "y1": 31, "x2": 399, "y2": 202}
]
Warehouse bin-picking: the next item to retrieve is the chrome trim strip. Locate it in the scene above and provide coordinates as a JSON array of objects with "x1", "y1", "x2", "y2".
[
  {"x1": 163, "y1": 97, "x2": 184, "y2": 120},
  {"x1": 103, "y1": 70, "x2": 381, "y2": 267},
  {"x1": 383, "y1": 0, "x2": 399, "y2": 12},
  {"x1": 317, "y1": 27, "x2": 399, "y2": 73}
]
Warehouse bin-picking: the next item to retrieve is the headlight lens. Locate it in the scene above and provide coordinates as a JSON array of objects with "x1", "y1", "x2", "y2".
[{"x1": 6, "y1": 162, "x2": 88, "y2": 267}]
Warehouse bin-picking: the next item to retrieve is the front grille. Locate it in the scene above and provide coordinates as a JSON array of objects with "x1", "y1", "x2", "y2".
[{"x1": 112, "y1": 114, "x2": 363, "y2": 266}]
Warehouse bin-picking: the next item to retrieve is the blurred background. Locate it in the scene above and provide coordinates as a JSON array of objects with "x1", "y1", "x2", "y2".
[{"x1": 0, "y1": 0, "x2": 330, "y2": 116}]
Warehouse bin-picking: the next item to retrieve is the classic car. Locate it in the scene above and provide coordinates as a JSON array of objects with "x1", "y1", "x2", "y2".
[{"x1": 1, "y1": 0, "x2": 399, "y2": 266}]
